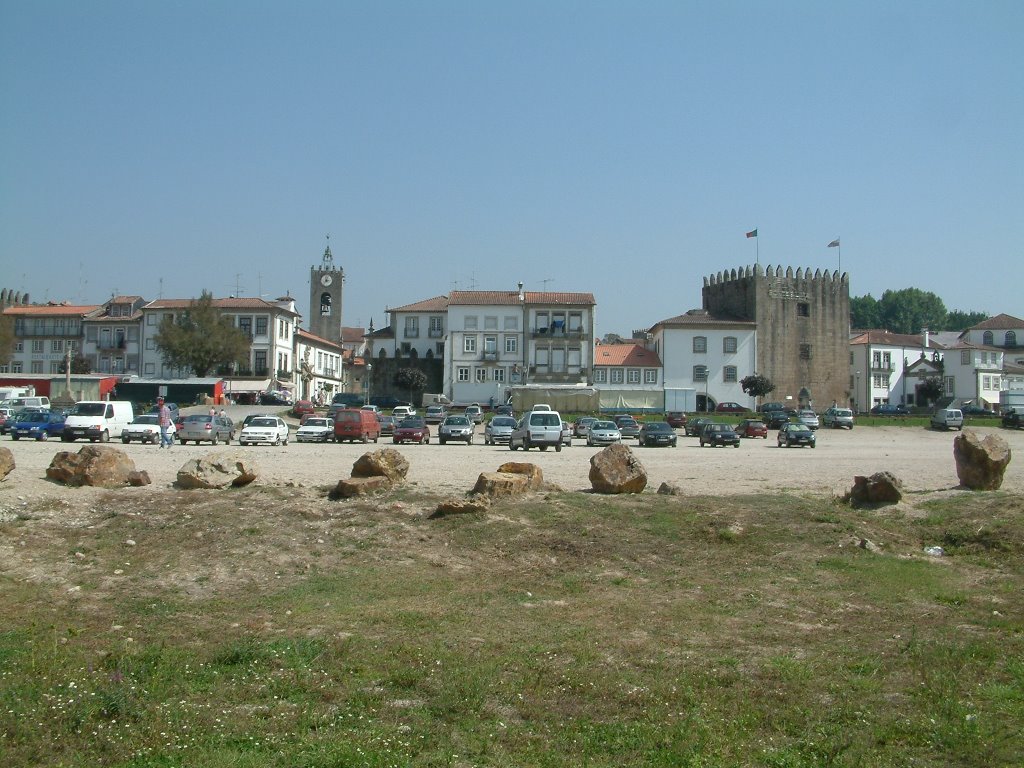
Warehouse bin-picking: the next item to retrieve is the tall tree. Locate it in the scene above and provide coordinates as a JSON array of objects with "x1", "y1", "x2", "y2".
[
  {"x1": 877, "y1": 288, "x2": 947, "y2": 335},
  {"x1": 59, "y1": 353, "x2": 92, "y2": 374},
  {"x1": 394, "y1": 367, "x2": 428, "y2": 403},
  {"x1": 944, "y1": 309, "x2": 988, "y2": 332},
  {"x1": 740, "y1": 373, "x2": 776, "y2": 402},
  {"x1": 850, "y1": 294, "x2": 881, "y2": 329},
  {"x1": 153, "y1": 291, "x2": 251, "y2": 377},
  {"x1": 0, "y1": 313, "x2": 14, "y2": 365}
]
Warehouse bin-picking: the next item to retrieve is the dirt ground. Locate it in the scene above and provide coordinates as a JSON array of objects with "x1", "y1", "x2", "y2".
[{"x1": 1, "y1": 406, "x2": 1021, "y2": 511}]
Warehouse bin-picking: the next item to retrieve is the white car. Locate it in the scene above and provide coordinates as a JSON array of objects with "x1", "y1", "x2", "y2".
[
  {"x1": 239, "y1": 416, "x2": 290, "y2": 446},
  {"x1": 391, "y1": 405, "x2": 416, "y2": 422},
  {"x1": 295, "y1": 416, "x2": 334, "y2": 443},
  {"x1": 464, "y1": 405, "x2": 484, "y2": 424},
  {"x1": 121, "y1": 414, "x2": 162, "y2": 444},
  {"x1": 484, "y1": 416, "x2": 517, "y2": 445},
  {"x1": 797, "y1": 410, "x2": 820, "y2": 430}
]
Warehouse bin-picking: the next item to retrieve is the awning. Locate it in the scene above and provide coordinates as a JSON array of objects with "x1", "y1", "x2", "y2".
[{"x1": 223, "y1": 378, "x2": 270, "y2": 393}]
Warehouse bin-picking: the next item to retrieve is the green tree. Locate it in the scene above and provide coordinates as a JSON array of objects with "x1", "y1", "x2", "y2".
[
  {"x1": 394, "y1": 367, "x2": 428, "y2": 403},
  {"x1": 153, "y1": 291, "x2": 250, "y2": 377},
  {"x1": 59, "y1": 352, "x2": 92, "y2": 374},
  {"x1": 877, "y1": 288, "x2": 947, "y2": 334},
  {"x1": 944, "y1": 309, "x2": 988, "y2": 332},
  {"x1": 850, "y1": 294, "x2": 881, "y2": 329},
  {"x1": 917, "y1": 377, "x2": 943, "y2": 405},
  {"x1": 740, "y1": 374, "x2": 776, "y2": 402},
  {"x1": 0, "y1": 313, "x2": 14, "y2": 365}
]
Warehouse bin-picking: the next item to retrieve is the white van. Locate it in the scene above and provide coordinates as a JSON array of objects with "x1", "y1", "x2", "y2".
[
  {"x1": 9, "y1": 396, "x2": 50, "y2": 410},
  {"x1": 63, "y1": 400, "x2": 135, "y2": 442},
  {"x1": 509, "y1": 409, "x2": 564, "y2": 452},
  {"x1": 930, "y1": 408, "x2": 964, "y2": 431}
]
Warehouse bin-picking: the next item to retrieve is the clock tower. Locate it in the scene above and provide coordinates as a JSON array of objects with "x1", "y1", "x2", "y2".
[{"x1": 309, "y1": 239, "x2": 344, "y2": 344}]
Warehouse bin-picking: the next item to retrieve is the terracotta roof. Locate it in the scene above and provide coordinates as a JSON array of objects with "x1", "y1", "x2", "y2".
[
  {"x1": 341, "y1": 326, "x2": 365, "y2": 343},
  {"x1": 144, "y1": 297, "x2": 298, "y2": 315},
  {"x1": 447, "y1": 290, "x2": 596, "y2": 306},
  {"x1": 389, "y1": 295, "x2": 449, "y2": 313},
  {"x1": 110, "y1": 295, "x2": 142, "y2": 304},
  {"x1": 2, "y1": 304, "x2": 100, "y2": 316},
  {"x1": 967, "y1": 313, "x2": 1024, "y2": 331},
  {"x1": 849, "y1": 330, "x2": 946, "y2": 348},
  {"x1": 594, "y1": 343, "x2": 662, "y2": 367},
  {"x1": 650, "y1": 310, "x2": 754, "y2": 329},
  {"x1": 296, "y1": 328, "x2": 343, "y2": 351}
]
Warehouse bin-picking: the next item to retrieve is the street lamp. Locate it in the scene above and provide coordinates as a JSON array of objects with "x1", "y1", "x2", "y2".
[
  {"x1": 855, "y1": 370, "x2": 861, "y2": 413},
  {"x1": 365, "y1": 362, "x2": 372, "y2": 406}
]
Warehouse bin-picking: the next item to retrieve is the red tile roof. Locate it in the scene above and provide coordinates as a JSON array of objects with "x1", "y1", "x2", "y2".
[
  {"x1": 650, "y1": 310, "x2": 754, "y2": 328},
  {"x1": 849, "y1": 330, "x2": 946, "y2": 348},
  {"x1": 594, "y1": 343, "x2": 662, "y2": 367},
  {"x1": 447, "y1": 290, "x2": 595, "y2": 306},
  {"x1": 341, "y1": 326, "x2": 365, "y2": 343},
  {"x1": 968, "y1": 313, "x2": 1024, "y2": 330},
  {"x1": 296, "y1": 328, "x2": 343, "y2": 351},
  {"x1": 389, "y1": 295, "x2": 449, "y2": 312},
  {"x1": 2, "y1": 304, "x2": 100, "y2": 316},
  {"x1": 145, "y1": 297, "x2": 298, "y2": 315}
]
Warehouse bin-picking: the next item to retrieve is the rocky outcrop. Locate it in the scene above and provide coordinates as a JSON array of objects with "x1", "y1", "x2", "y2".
[
  {"x1": 472, "y1": 462, "x2": 543, "y2": 497},
  {"x1": 589, "y1": 444, "x2": 647, "y2": 494},
  {"x1": 331, "y1": 475, "x2": 393, "y2": 498},
  {"x1": 176, "y1": 452, "x2": 258, "y2": 489},
  {"x1": 0, "y1": 447, "x2": 13, "y2": 480},
  {"x1": 430, "y1": 497, "x2": 491, "y2": 518},
  {"x1": 846, "y1": 471, "x2": 903, "y2": 506},
  {"x1": 46, "y1": 446, "x2": 139, "y2": 488},
  {"x1": 352, "y1": 449, "x2": 410, "y2": 481},
  {"x1": 128, "y1": 470, "x2": 151, "y2": 487},
  {"x1": 954, "y1": 429, "x2": 1011, "y2": 490}
]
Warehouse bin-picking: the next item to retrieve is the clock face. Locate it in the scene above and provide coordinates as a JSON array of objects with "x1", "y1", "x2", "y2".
[{"x1": 320, "y1": 274, "x2": 333, "y2": 287}]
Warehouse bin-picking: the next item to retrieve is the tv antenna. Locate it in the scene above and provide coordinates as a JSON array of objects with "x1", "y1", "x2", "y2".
[{"x1": 540, "y1": 277, "x2": 554, "y2": 291}]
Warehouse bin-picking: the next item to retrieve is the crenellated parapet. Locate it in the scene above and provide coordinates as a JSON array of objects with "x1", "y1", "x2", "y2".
[
  {"x1": 0, "y1": 289, "x2": 31, "y2": 307},
  {"x1": 703, "y1": 264, "x2": 848, "y2": 288}
]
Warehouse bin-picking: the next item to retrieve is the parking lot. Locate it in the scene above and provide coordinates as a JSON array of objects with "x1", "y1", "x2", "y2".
[{"x1": 2, "y1": 411, "x2": 1021, "y2": 503}]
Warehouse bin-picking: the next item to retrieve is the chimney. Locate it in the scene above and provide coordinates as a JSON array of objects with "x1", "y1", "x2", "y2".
[
  {"x1": 922, "y1": 326, "x2": 930, "y2": 348},
  {"x1": 518, "y1": 281, "x2": 524, "y2": 302}
]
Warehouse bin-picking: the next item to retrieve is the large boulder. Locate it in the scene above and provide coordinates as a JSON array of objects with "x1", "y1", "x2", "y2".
[
  {"x1": 0, "y1": 447, "x2": 14, "y2": 480},
  {"x1": 846, "y1": 471, "x2": 903, "y2": 506},
  {"x1": 176, "y1": 452, "x2": 259, "y2": 489},
  {"x1": 954, "y1": 429, "x2": 1011, "y2": 490},
  {"x1": 589, "y1": 444, "x2": 647, "y2": 494},
  {"x1": 331, "y1": 475, "x2": 393, "y2": 498},
  {"x1": 472, "y1": 462, "x2": 543, "y2": 497},
  {"x1": 46, "y1": 446, "x2": 139, "y2": 488},
  {"x1": 352, "y1": 448, "x2": 410, "y2": 481},
  {"x1": 495, "y1": 462, "x2": 544, "y2": 490}
]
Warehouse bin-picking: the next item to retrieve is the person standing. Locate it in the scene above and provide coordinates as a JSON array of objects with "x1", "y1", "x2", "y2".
[{"x1": 157, "y1": 397, "x2": 173, "y2": 449}]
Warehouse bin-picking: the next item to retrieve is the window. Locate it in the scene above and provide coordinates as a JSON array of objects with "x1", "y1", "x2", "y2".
[
  {"x1": 13, "y1": 341, "x2": 23, "y2": 352},
  {"x1": 882, "y1": 352, "x2": 891, "y2": 369},
  {"x1": 51, "y1": 339, "x2": 64, "y2": 353},
  {"x1": 255, "y1": 316, "x2": 268, "y2": 336},
  {"x1": 693, "y1": 365, "x2": 708, "y2": 382},
  {"x1": 611, "y1": 368, "x2": 624, "y2": 384},
  {"x1": 504, "y1": 315, "x2": 518, "y2": 330},
  {"x1": 30, "y1": 360, "x2": 43, "y2": 373},
  {"x1": 404, "y1": 316, "x2": 419, "y2": 338},
  {"x1": 535, "y1": 347, "x2": 550, "y2": 371},
  {"x1": 644, "y1": 369, "x2": 658, "y2": 384},
  {"x1": 50, "y1": 362, "x2": 62, "y2": 374},
  {"x1": 723, "y1": 336, "x2": 737, "y2": 353},
  {"x1": 476, "y1": 368, "x2": 487, "y2": 383},
  {"x1": 458, "y1": 367, "x2": 470, "y2": 382},
  {"x1": 873, "y1": 373, "x2": 889, "y2": 388},
  {"x1": 494, "y1": 368, "x2": 505, "y2": 382},
  {"x1": 594, "y1": 368, "x2": 607, "y2": 383},
  {"x1": 238, "y1": 317, "x2": 252, "y2": 337},
  {"x1": 693, "y1": 336, "x2": 707, "y2": 353},
  {"x1": 944, "y1": 376, "x2": 955, "y2": 395},
  {"x1": 484, "y1": 316, "x2": 498, "y2": 330},
  {"x1": 145, "y1": 363, "x2": 155, "y2": 375},
  {"x1": 254, "y1": 350, "x2": 267, "y2": 374},
  {"x1": 1006, "y1": 331, "x2": 1017, "y2": 347},
  {"x1": 627, "y1": 368, "x2": 641, "y2": 384},
  {"x1": 400, "y1": 342, "x2": 411, "y2": 354},
  {"x1": 723, "y1": 365, "x2": 737, "y2": 383},
  {"x1": 799, "y1": 344, "x2": 812, "y2": 360},
  {"x1": 504, "y1": 335, "x2": 518, "y2": 354},
  {"x1": 430, "y1": 316, "x2": 444, "y2": 336},
  {"x1": 568, "y1": 312, "x2": 583, "y2": 332},
  {"x1": 145, "y1": 338, "x2": 155, "y2": 350},
  {"x1": 464, "y1": 315, "x2": 478, "y2": 330},
  {"x1": 961, "y1": 350, "x2": 970, "y2": 365},
  {"x1": 850, "y1": 352, "x2": 854, "y2": 364},
  {"x1": 983, "y1": 331, "x2": 993, "y2": 345},
  {"x1": 11, "y1": 362, "x2": 22, "y2": 373},
  {"x1": 872, "y1": 351, "x2": 881, "y2": 367},
  {"x1": 31, "y1": 340, "x2": 43, "y2": 353},
  {"x1": 484, "y1": 335, "x2": 497, "y2": 353},
  {"x1": 86, "y1": 326, "x2": 98, "y2": 342},
  {"x1": 797, "y1": 302, "x2": 810, "y2": 317},
  {"x1": 147, "y1": 313, "x2": 158, "y2": 326},
  {"x1": 463, "y1": 335, "x2": 477, "y2": 354},
  {"x1": 435, "y1": 342, "x2": 445, "y2": 355},
  {"x1": 982, "y1": 375, "x2": 991, "y2": 390}
]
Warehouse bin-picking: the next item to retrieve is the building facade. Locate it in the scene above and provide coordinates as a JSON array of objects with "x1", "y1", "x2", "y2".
[
  {"x1": 1, "y1": 303, "x2": 98, "y2": 375},
  {"x1": 848, "y1": 330, "x2": 946, "y2": 411},
  {"x1": 81, "y1": 296, "x2": 146, "y2": 376},
  {"x1": 592, "y1": 342, "x2": 663, "y2": 411}
]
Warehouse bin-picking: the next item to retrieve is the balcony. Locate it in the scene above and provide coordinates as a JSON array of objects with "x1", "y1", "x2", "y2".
[
  {"x1": 531, "y1": 327, "x2": 587, "y2": 340},
  {"x1": 482, "y1": 351, "x2": 498, "y2": 361},
  {"x1": 404, "y1": 330, "x2": 420, "y2": 339},
  {"x1": 428, "y1": 328, "x2": 445, "y2": 338},
  {"x1": 870, "y1": 362, "x2": 895, "y2": 372}
]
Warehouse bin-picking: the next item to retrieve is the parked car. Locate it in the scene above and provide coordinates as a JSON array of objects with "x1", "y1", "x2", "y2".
[
  {"x1": 870, "y1": 403, "x2": 910, "y2": 416},
  {"x1": 484, "y1": 416, "x2": 517, "y2": 445},
  {"x1": 715, "y1": 402, "x2": 747, "y2": 414},
  {"x1": 561, "y1": 421, "x2": 573, "y2": 447},
  {"x1": 291, "y1": 400, "x2": 315, "y2": 419},
  {"x1": 377, "y1": 415, "x2": 397, "y2": 437},
  {"x1": 778, "y1": 423, "x2": 816, "y2": 448},
  {"x1": 393, "y1": 416, "x2": 431, "y2": 444},
  {"x1": 0, "y1": 406, "x2": 15, "y2": 434},
  {"x1": 439, "y1": 415, "x2": 475, "y2": 445},
  {"x1": 573, "y1": 417, "x2": 598, "y2": 438},
  {"x1": 333, "y1": 409, "x2": 382, "y2": 443},
  {"x1": 930, "y1": 408, "x2": 964, "y2": 431},
  {"x1": 684, "y1": 417, "x2": 713, "y2": 437},
  {"x1": 638, "y1": 421, "x2": 678, "y2": 447},
  {"x1": 700, "y1": 422, "x2": 740, "y2": 447},
  {"x1": 259, "y1": 391, "x2": 293, "y2": 406},
  {"x1": 391, "y1": 405, "x2": 416, "y2": 422},
  {"x1": 10, "y1": 410, "x2": 66, "y2": 441},
  {"x1": 766, "y1": 410, "x2": 795, "y2": 429},
  {"x1": 1002, "y1": 408, "x2": 1024, "y2": 430},
  {"x1": 822, "y1": 407, "x2": 854, "y2": 429},
  {"x1": 424, "y1": 405, "x2": 447, "y2": 424},
  {"x1": 735, "y1": 418, "x2": 768, "y2": 439},
  {"x1": 177, "y1": 414, "x2": 235, "y2": 445},
  {"x1": 796, "y1": 410, "x2": 820, "y2": 430},
  {"x1": 960, "y1": 404, "x2": 996, "y2": 417},
  {"x1": 360, "y1": 404, "x2": 381, "y2": 415},
  {"x1": 665, "y1": 411, "x2": 688, "y2": 428},
  {"x1": 614, "y1": 416, "x2": 641, "y2": 440},
  {"x1": 369, "y1": 396, "x2": 411, "y2": 410},
  {"x1": 121, "y1": 414, "x2": 162, "y2": 444},
  {"x1": 494, "y1": 404, "x2": 515, "y2": 417},
  {"x1": 509, "y1": 409, "x2": 564, "y2": 452},
  {"x1": 587, "y1": 420, "x2": 622, "y2": 447},
  {"x1": 239, "y1": 416, "x2": 290, "y2": 446},
  {"x1": 758, "y1": 402, "x2": 787, "y2": 415},
  {"x1": 296, "y1": 416, "x2": 334, "y2": 442},
  {"x1": 464, "y1": 405, "x2": 484, "y2": 424}
]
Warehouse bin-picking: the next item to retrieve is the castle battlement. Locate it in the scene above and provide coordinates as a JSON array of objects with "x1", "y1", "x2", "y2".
[{"x1": 703, "y1": 264, "x2": 849, "y2": 287}]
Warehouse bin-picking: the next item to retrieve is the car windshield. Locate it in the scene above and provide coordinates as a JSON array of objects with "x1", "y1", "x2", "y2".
[
  {"x1": 593, "y1": 421, "x2": 618, "y2": 430},
  {"x1": 249, "y1": 418, "x2": 276, "y2": 427},
  {"x1": 833, "y1": 409, "x2": 852, "y2": 417},
  {"x1": 133, "y1": 415, "x2": 159, "y2": 425},
  {"x1": 491, "y1": 417, "x2": 516, "y2": 427},
  {"x1": 426, "y1": 407, "x2": 443, "y2": 415},
  {"x1": 444, "y1": 417, "x2": 470, "y2": 426},
  {"x1": 400, "y1": 418, "x2": 425, "y2": 428},
  {"x1": 21, "y1": 411, "x2": 48, "y2": 423},
  {"x1": 645, "y1": 422, "x2": 672, "y2": 432},
  {"x1": 745, "y1": 421, "x2": 766, "y2": 428},
  {"x1": 304, "y1": 418, "x2": 330, "y2": 427},
  {"x1": 789, "y1": 425, "x2": 812, "y2": 433},
  {"x1": 71, "y1": 403, "x2": 106, "y2": 417}
]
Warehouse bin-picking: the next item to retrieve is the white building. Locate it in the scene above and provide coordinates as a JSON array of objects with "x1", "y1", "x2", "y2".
[
  {"x1": 294, "y1": 328, "x2": 344, "y2": 404},
  {"x1": 81, "y1": 296, "x2": 146, "y2": 376},
  {"x1": 374, "y1": 296, "x2": 449, "y2": 361},
  {"x1": 592, "y1": 342, "x2": 663, "y2": 412},
  {"x1": 941, "y1": 343, "x2": 1005, "y2": 409},
  {"x1": 648, "y1": 310, "x2": 757, "y2": 412},
  {"x1": 1, "y1": 302, "x2": 98, "y2": 375},
  {"x1": 848, "y1": 330, "x2": 946, "y2": 410}
]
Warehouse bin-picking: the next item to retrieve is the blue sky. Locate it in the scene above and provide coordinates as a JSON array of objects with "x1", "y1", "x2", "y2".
[{"x1": 2, "y1": 1, "x2": 1021, "y2": 336}]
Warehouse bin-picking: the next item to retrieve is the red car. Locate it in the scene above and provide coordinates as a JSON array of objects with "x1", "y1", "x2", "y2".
[
  {"x1": 735, "y1": 418, "x2": 768, "y2": 439},
  {"x1": 665, "y1": 411, "x2": 688, "y2": 428},
  {"x1": 716, "y1": 402, "x2": 748, "y2": 414},
  {"x1": 291, "y1": 400, "x2": 315, "y2": 419},
  {"x1": 393, "y1": 416, "x2": 431, "y2": 444}
]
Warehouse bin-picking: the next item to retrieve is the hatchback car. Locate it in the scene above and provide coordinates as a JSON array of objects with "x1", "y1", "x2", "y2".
[
  {"x1": 484, "y1": 416, "x2": 517, "y2": 445},
  {"x1": 393, "y1": 417, "x2": 431, "y2": 444},
  {"x1": 638, "y1": 421, "x2": 677, "y2": 447},
  {"x1": 573, "y1": 417, "x2": 598, "y2": 438},
  {"x1": 177, "y1": 414, "x2": 235, "y2": 445},
  {"x1": 291, "y1": 400, "x2": 315, "y2": 419},
  {"x1": 870, "y1": 403, "x2": 910, "y2": 416},
  {"x1": 684, "y1": 417, "x2": 713, "y2": 437},
  {"x1": 377, "y1": 415, "x2": 397, "y2": 437},
  {"x1": 439, "y1": 415, "x2": 475, "y2": 445},
  {"x1": 121, "y1": 414, "x2": 162, "y2": 444},
  {"x1": 735, "y1": 419, "x2": 768, "y2": 439},
  {"x1": 587, "y1": 420, "x2": 622, "y2": 447},
  {"x1": 778, "y1": 423, "x2": 816, "y2": 448},
  {"x1": 766, "y1": 410, "x2": 794, "y2": 429},
  {"x1": 665, "y1": 411, "x2": 688, "y2": 428},
  {"x1": 10, "y1": 410, "x2": 66, "y2": 441},
  {"x1": 424, "y1": 405, "x2": 447, "y2": 424},
  {"x1": 239, "y1": 416, "x2": 290, "y2": 446},
  {"x1": 296, "y1": 416, "x2": 334, "y2": 442},
  {"x1": 391, "y1": 405, "x2": 416, "y2": 422},
  {"x1": 494, "y1": 404, "x2": 515, "y2": 417},
  {"x1": 715, "y1": 402, "x2": 747, "y2": 414},
  {"x1": 0, "y1": 407, "x2": 15, "y2": 434},
  {"x1": 614, "y1": 416, "x2": 641, "y2": 440},
  {"x1": 464, "y1": 405, "x2": 484, "y2": 424},
  {"x1": 700, "y1": 422, "x2": 740, "y2": 447},
  {"x1": 822, "y1": 407, "x2": 854, "y2": 429},
  {"x1": 797, "y1": 410, "x2": 820, "y2": 430}
]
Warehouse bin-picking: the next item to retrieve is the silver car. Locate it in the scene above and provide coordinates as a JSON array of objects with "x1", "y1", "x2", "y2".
[
  {"x1": 438, "y1": 415, "x2": 475, "y2": 445},
  {"x1": 796, "y1": 410, "x2": 820, "y2": 430},
  {"x1": 484, "y1": 416, "x2": 517, "y2": 445},
  {"x1": 587, "y1": 420, "x2": 622, "y2": 446},
  {"x1": 177, "y1": 414, "x2": 234, "y2": 445},
  {"x1": 822, "y1": 407, "x2": 854, "y2": 429}
]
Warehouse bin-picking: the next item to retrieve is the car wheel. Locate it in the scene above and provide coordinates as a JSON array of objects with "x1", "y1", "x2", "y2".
[
  {"x1": 240, "y1": 440, "x2": 247, "y2": 446},
  {"x1": 440, "y1": 439, "x2": 446, "y2": 445},
  {"x1": 11, "y1": 434, "x2": 19, "y2": 441},
  {"x1": 283, "y1": 436, "x2": 288, "y2": 445},
  {"x1": 122, "y1": 437, "x2": 130, "y2": 444},
  {"x1": 555, "y1": 442, "x2": 561, "y2": 452},
  {"x1": 510, "y1": 441, "x2": 517, "y2": 450},
  {"x1": 362, "y1": 433, "x2": 369, "y2": 443},
  {"x1": 100, "y1": 430, "x2": 109, "y2": 443},
  {"x1": 274, "y1": 436, "x2": 281, "y2": 446},
  {"x1": 467, "y1": 436, "x2": 473, "y2": 445}
]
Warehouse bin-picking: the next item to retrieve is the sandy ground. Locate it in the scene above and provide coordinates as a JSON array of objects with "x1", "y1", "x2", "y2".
[{"x1": 1, "y1": 405, "x2": 1021, "y2": 510}]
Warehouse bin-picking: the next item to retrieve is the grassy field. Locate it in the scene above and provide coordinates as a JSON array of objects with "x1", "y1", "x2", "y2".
[{"x1": 1, "y1": 485, "x2": 1022, "y2": 767}]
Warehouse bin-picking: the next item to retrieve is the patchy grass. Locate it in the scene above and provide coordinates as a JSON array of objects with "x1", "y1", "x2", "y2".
[{"x1": 0, "y1": 486, "x2": 1022, "y2": 766}]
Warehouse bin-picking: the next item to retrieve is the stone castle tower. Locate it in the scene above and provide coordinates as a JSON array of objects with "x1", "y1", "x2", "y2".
[
  {"x1": 309, "y1": 242, "x2": 344, "y2": 344},
  {"x1": 702, "y1": 264, "x2": 850, "y2": 408}
]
